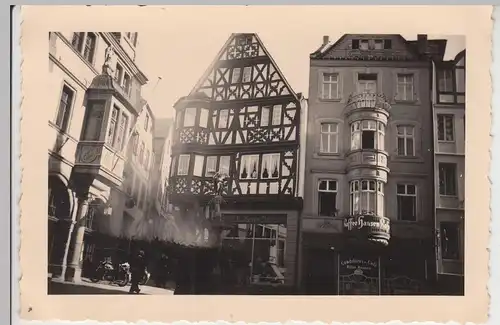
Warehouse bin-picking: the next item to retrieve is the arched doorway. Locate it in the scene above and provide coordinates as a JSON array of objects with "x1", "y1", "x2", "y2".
[{"x1": 48, "y1": 175, "x2": 72, "y2": 276}]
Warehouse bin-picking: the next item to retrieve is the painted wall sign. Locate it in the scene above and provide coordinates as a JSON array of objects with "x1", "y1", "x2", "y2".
[
  {"x1": 343, "y1": 213, "x2": 391, "y2": 246},
  {"x1": 302, "y1": 218, "x2": 342, "y2": 233},
  {"x1": 222, "y1": 214, "x2": 287, "y2": 225}
]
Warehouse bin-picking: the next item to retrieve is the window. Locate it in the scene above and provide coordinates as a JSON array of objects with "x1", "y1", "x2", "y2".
[
  {"x1": 144, "y1": 149, "x2": 150, "y2": 169},
  {"x1": 397, "y1": 184, "x2": 417, "y2": 221},
  {"x1": 350, "y1": 180, "x2": 384, "y2": 216},
  {"x1": 127, "y1": 32, "x2": 138, "y2": 47},
  {"x1": 240, "y1": 155, "x2": 259, "y2": 179},
  {"x1": 437, "y1": 114, "x2": 455, "y2": 141},
  {"x1": 272, "y1": 105, "x2": 282, "y2": 125},
  {"x1": 220, "y1": 156, "x2": 230, "y2": 175},
  {"x1": 145, "y1": 113, "x2": 150, "y2": 131},
  {"x1": 231, "y1": 68, "x2": 241, "y2": 83},
  {"x1": 351, "y1": 120, "x2": 384, "y2": 150},
  {"x1": 218, "y1": 109, "x2": 229, "y2": 128},
  {"x1": 71, "y1": 32, "x2": 85, "y2": 52},
  {"x1": 205, "y1": 156, "x2": 217, "y2": 176},
  {"x1": 183, "y1": 107, "x2": 196, "y2": 127},
  {"x1": 322, "y1": 73, "x2": 340, "y2": 100},
  {"x1": 384, "y1": 39, "x2": 392, "y2": 49},
  {"x1": 261, "y1": 106, "x2": 270, "y2": 127},
  {"x1": 438, "y1": 69, "x2": 453, "y2": 92},
  {"x1": 123, "y1": 74, "x2": 131, "y2": 94},
  {"x1": 193, "y1": 155, "x2": 204, "y2": 177},
  {"x1": 261, "y1": 154, "x2": 280, "y2": 179},
  {"x1": 396, "y1": 74, "x2": 415, "y2": 101},
  {"x1": 106, "y1": 106, "x2": 119, "y2": 147},
  {"x1": 199, "y1": 108, "x2": 209, "y2": 128},
  {"x1": 83, "y1": 33, "x2": 97, "y2": 63},
  {"x1": 139, "y1": 142, "x2": 145, "y2": 164},
  {"x1": 439, "y1": 163, "x2": 457, "y2": 196},
  {"x1": 360, "y1": 40, "x2": 369, "y2": 50},
  {"x1": 177, "y1": 155, "x2": 190, "y2": 176},
  {"x1": 55, "y1": 85, "x2": 74, "y2": 132},
  {"x1": 242, "y1": 67, "x2": 252, "y2": 82},
  {"x1": 115, "y1": 64, "x2": 124, "y2": 83},
  {"x1": 82, "y1": 102, "x2": 105, "y2": 141},
  {"x1": 318, "y1": 180, "x2": 338, "y2": 217},
  {"x1": 397, "y1": 125, "x2": 415, "y2": 156},
  {"x1": 374, "y1": 40, "x2": 383, "y2": 50},
  {"x1": 357, "y1": 74, "x2": 377, "y2": 93},
  {"x1": 455, "y1": 67, "x2": 465, "y2": 93},
  {"x1": 440, "y1": 222, "x2": 460, "y2": 260},
  {"x1": 115, "y1": 112, "x2": 128, "y2": 150},
  {"x1": 320, "y1": 123, "x2": 339, "y2": 154},
  {"x1": 352, "y1": 39, "x2": 360, "y2": 49}
]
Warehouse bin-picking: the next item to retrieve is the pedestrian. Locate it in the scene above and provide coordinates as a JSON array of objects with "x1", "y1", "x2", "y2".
[{"x1": 129, "y1": 249, "x2": 147, "y2": 294}]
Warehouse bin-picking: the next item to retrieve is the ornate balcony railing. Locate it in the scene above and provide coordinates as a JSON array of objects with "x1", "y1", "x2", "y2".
[
  {"x1": 345, "y1": 92, "x2": 391, "y2": 115},
  {"x1": 346, "y1": 149, "x2": 389, "y2": 170}
]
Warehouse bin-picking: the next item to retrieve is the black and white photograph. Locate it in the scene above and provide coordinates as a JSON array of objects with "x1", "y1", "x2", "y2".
[{"x1": 46, "y1": 29, "x2": 467, "y2": 296}]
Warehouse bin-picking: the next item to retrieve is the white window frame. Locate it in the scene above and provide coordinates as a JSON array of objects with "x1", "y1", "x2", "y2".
[
  {"x1": 261, "y1": 106, "x2": 270, "y2": 127},
  {"x1": 397, "y1": 125, "x2": 415, "y2": 156},
  {"x1": 219, "y1": 156, "x2": 231, "y2": 176},
  {"x1": 437, "y1": 114, "x2": 455, "y2": 142},
  {"x1": 349, "y1": 180, "x2": 384, "y2": 216},
  {"x1": 177, "y1": 154, "x2": 190, "y2": 176},
  {"x1": 320, "y1": 123, "x2": 339, "y2": 154},
  {"x1": 317, "y1": 179, "x2": 338, "y2": 217},
  {"x1": 321, "y1": 73, "x2": 340, "y2": 100},
  {"x1": 218, "y1": 109, "x2": 229, "y2": 129},
  {"x1": 396, "y1": 74, "x2": 415, "y2": 101},
  {"x1": 205, "y1": 156, "x2": 217, "y2": 177},
  {"x1": 357, "y1": 74, "x2": 378, "y2": 93},
  {"x1": 396, "y1": 184, "x2": 417, "y2": 221},
  {"x1": 239, "y1": 154, "x2": 259, "y2": 180},
  {"x1": 242, "y1": 66, "x2": 252, "y2": 83},
  {"x1": 199, "y1": 108, "x2": 209, "y2": 128},
  {"x1": 272, "y1": 105, "x2": 282, "y2": 125},
  {"x1": 193, "y1": 155, "x2": 204, "y2": 177},
  {"x1": 438, "y1": 69, "x2": 453, "y2": 92},
  {"x1": 261, "y1": 153, "x2": 280, "y2": 179},
  {"x1": 350, "y1": 120, "x2": 384, "y2": 150},
  {"x1": 438, "y1": 163, "x2": 458, "y2": 196},
  {"x1": 183, "y1": 107, "x2": 197, "y2": 128}
]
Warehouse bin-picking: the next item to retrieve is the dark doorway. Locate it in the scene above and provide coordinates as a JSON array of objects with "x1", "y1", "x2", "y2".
[{"x1": 303, "y1": 247, "x2": 337, "y2": 295}]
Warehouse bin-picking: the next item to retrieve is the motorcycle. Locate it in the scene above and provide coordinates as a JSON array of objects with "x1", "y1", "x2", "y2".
[{"x1": 90, "y1": 259, "x2": 131, "y2": 287}]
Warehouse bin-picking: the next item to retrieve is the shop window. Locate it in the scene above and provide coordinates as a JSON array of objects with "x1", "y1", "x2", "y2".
[
  {"x1": 440, "y1": 222, "x2": 460, "y2": 260},
  {"x1": 397, "y1": 184, "x2": 417, "y2": 221},
  {"x1": 318, "y1": 180, "x2": 338, "y2": 217}
]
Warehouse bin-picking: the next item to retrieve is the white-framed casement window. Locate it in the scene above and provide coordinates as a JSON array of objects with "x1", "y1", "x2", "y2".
[
  {"x1": 199, "y1": 108, "x2": 209, "y2": 128},
  {"x1": 357, "y1": 73, "x2": 377, "y2": 93},
  {"x1": 438, "y1": 162, "x2": 458, "y2": 196},
  {"x1": 396, "y1": 74, "x2": 415, "y2": 101},
  {"x1": 397, "y1": 184, "x2": 417, "y2": 221},
  {"x1": 320, "y1": 123, "x2": 339, "y2": 154},
  {"x1": 397, "y1": 125, "x2": 415, "y2": 156},
  {"x1": 220, "y1": 156, "x2": 231, "y2": 175},
  {"x1": 239, "y1": 154, "x2": 259, "y2": 179},
  {"x1": 55, "y1": 84, "x2": 75, "y2": 132},
  {"x1": 123, "y1": 73, "x2": 131, "y2": 95},
  {"x1": 261, "y1": 153, "x2": 280, "y2": 179},
  {"x1": 218, "y1": 109, "x2": 229, "y2": 129},
  {"x1": 183, "y1": 107, "x2": 197, "y2": 128},
  {"x1": 438, "y1": 69, "x2": 453, "y2": 92},
  {"x1": 321, "y1": 73, "x2": 340, "y2": 100},
  {"x1": 71, "y1": 32, "x2": 97, "y2": 64},
  {"x1": 272, "y1": 105, "x2": 282, "y2": 125},
  {"x1": 351, "y1": 120, "x2": 385, "y2": 150},
  {"x1": 177, "y1": 154, "x2": 190, "y2": 176},
  {"x1": 105, "y1": 105, "x2": 129, "y2": 150},
  {"x1": 193, "y1": 155, "x2": 204, "y2": 177},
  {"x1": 437, "y1": 114, "x2": 455, "y2": 142},
  {"x1": 205, "y1": 156, "x2": 217, "y2": 176},
  {"x1": 231, "y1": 68, "x2": 241, "y2": 84},
  {"x1": 350, "y1": 180, "x2": 385, "y2": 216},
  {"x1": 317, "y1": 179, "x2": 338, "y2": 217},
  {"x1": 261, "y1": 106, "x2": 270, "y2": 127},
  {"x1": 440, "y1": 221, "x2": 461, "y2": 260},
  {"x1": 242, "y1": 66, "x2": 252, "y2": 83}
]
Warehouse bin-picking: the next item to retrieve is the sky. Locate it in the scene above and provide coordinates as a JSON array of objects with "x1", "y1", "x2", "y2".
[{"x1": 135, "y1": 21, "x2": 465, "y2": 119}]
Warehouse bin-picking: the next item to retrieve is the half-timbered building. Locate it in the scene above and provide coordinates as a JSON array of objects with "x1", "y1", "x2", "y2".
[{"x1": 169, "y1": 33, "x2": 303, "y2": 291}]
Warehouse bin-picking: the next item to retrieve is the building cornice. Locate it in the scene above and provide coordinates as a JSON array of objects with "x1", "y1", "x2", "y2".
[{"x1": 310, "y1": 59, "x2": 430, "y2": 68}]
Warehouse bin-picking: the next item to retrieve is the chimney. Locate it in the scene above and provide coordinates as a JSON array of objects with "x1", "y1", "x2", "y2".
[
  {"x1": 417, "y1": 34, "x2": 428, "y2": 54},
  {"x1": 323, "y1": 35, "x2": 330, "y2": 45}
]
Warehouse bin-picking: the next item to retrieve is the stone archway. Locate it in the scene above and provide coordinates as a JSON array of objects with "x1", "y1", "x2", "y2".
[{"x1": 47, "y1": 174, "x2": 73, "y2": 276}]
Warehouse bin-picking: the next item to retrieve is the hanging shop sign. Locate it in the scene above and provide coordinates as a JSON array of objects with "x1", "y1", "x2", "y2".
[{"x1": 343, "y1": 213, "x2": 391, "y2": 246}]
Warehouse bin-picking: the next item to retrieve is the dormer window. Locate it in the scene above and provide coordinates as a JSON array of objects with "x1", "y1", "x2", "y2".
[
  {"x1": 360, "y1": 40, "x2": 369, "y2": 50},
  {"x1": 352, "y1": 39, "x2": 360, "y2": 49}
]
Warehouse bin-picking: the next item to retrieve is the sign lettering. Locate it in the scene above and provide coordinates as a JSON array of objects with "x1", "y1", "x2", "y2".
[{"x1": 343, "y1": 213, "x2": 391, "y2": 246}]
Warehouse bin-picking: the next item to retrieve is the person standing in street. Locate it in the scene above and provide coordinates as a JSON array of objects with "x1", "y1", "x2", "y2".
[{"x1": 129, "y1": 249, "x2": 147, "y2": 294}]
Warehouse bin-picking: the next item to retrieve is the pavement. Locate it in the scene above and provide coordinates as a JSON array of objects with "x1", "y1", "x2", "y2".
[{"x1": 48, "y1": 277, "x2": 175, "y2": 295}]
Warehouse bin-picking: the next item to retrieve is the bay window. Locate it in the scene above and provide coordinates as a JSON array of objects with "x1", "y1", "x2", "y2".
[
  {"x1": 183, "y1": 107, "x2": 196, "y2": 127},
  {"x1": 199, "y1": 108, "x2": 209, "y2": 128},
  {"x1": 205, "y1": 156, "x2": 217, "y2": 176},
  {"x1": 177, "y1": 154, "x2": 190, "y2": 176},
  {"x1": 351, "y1": 120, "x2": 385, "y2": 151},
  {"x1": 82, "y1": 101, "x2": 105, "y2": 141},
  {"x1": 350, "y1": 180, "x2": 385, "y2": 216},
  {"x1": 193, "y1": 155, "x2": 204, "y2": 177}
]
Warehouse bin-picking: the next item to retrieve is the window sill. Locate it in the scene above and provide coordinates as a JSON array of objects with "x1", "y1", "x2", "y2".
[
  {"x1": 438, "y1": 140, "x2": 456, "y2": 144},
  {"x1": 393, "y1": 99, "x2": 419, "y2": 105},
  {"x1": 318, "y1": 98, "x2": 342, "y2": 103},
  {"x1": 314, "y1": 152, "x2": 343, "y2": 160},
  {"x1": 390, "y1": 155, "x2": 424, "y2": 163}
]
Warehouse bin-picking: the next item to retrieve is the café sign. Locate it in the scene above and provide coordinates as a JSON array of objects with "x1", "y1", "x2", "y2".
[{"x1": 343, "y1": 213, "x2": 391, "y2": 246}]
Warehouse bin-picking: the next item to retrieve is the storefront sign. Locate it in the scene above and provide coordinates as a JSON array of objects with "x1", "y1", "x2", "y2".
[
  {"x1": 343, "y1": 213, "x2": 391, "y2": 246},
  {"x1": 222, "y1": 214, "x2": 287, "y2": 225},
  {"x1": 339, "y1": 255, "x2": 379, "y2": 278},
  {"x1": 302, "y1": 218, "x2": 342, "y2": 233}
]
